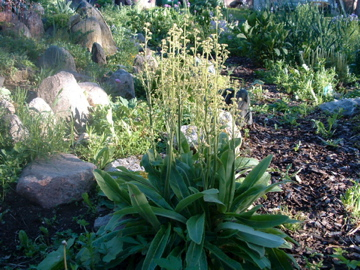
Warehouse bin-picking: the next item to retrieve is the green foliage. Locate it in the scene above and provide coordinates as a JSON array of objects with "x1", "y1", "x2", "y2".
[
  {"x1": 0, "y1": 35, "x2": 43, "y2": 76},
  {"x1": 10, "y1": 88, "x2": 72, "y2": 161},
  {"x1": 277, "y1": 4, "x2": 360, "y2": 64},
  {"x1": 263, "y1": 61, "x2": 337, "y2": 104},
  {"x1": 341, "y1": 180, "x2": 360, "y2": 221},
  {"x1": 312, "y1": 111, "x2": 342, "y2": 139},
  {"x1": 238, "y1": 10, "x2": 290, "y2": 64},
  {"x1": 331, "y1": 247, "x2": 360, "y2": 269},
  {"x1": 75, "y1": 98, "x2": 153, "y2": 162}
]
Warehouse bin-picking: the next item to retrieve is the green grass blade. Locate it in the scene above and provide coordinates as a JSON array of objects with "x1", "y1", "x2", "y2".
[
  {"x1": 142, "y1": 225, "x2": 171, "y2": 270},
  {"x1": 128, "y1": 183, "x2": 161, "y2": 230},
  {"x1": 186, "y1": 213, "x2": 205, "y2": 244}
]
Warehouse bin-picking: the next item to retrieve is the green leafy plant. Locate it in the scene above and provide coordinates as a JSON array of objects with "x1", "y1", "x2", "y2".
[
  {"x1": 264, "y1": 61, "x2": 337, "y2": 104},
  {"x1": 239, "y1": 10, "x2": 290, "y2": 64},
  {"x1": 65, "y1": 136, "x2": 297, "y2": 269},
  {"x1": 341, "y1": 180, "x2": 360, "y2": 221},
  {"x1": 331, "y1": 247, "x2": 360, "y2": 269},
  {"x1": 312, "y1": 112, "x2": 341, "y2": 139}
]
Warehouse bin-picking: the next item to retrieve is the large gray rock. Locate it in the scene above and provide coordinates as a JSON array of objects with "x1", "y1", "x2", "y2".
[
  {"x1": 133, "y1": 53, "x2": 158, "y2": 73},
  {"x1": 319, "y1": 98, "x2": 360, "y2": 117},
  {"x1": 37, "y1": 71, "x2": 90, "y2": 127},
  {"x1": 1, "y1": 17, "x2": 31, "y2": 38},
  {"x1": 2, "y1": 114, "x2": 29, "y2": 143},
  {"x1": 180, "y1": 111, "x2": 242, "y2": 152},
  {"x1": 78, "y1": 82, "x2": 110, "y2": 107},
  {"x1": 20, "y1": 10, "x2": 44, "y2": 38},
  {"x1": 0, "y1": 99, "x2": 15, "y2": 115},
  {"x1": 28, "y1": 97, "x2": 54, "y2": 115},
  {"x1": 223, "y1": 88, "x2": 253, "y2": 125},
  {"x1": 38, "y1": 45, "x2": 77, "y2": 72},
  {"x1": 107, "y1": 69, "x2": 135, "y2": 99},
  {"x1": 70, "y1": 0, "x2": 117, "y2": 55},
  {"x1": 16, "y1": 153, "x2": 96, "y2": 209},
  {"x1": 28, "y1": 97, "x2": 55, "y2": 134},
  {"x1": 91, "y1": 42, "x2": 107, "y2": 65},
  {"x1": 105, "y1": 156, "x2": 144, "y2": 172}
]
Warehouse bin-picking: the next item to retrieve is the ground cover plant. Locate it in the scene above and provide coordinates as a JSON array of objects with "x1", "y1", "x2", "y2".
[{"x1": 0, "y1": 0, "x2": 360, "y2": 269}]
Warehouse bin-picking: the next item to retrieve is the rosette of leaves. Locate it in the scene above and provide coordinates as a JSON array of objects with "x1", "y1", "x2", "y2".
[{"x1": 75, "y1": 133, "x2": 298, "y2": 269}]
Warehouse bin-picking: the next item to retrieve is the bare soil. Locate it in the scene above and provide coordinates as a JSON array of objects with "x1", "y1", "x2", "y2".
[{"x1": 0, "y1": 57, "x2": 359, "y2": 269}]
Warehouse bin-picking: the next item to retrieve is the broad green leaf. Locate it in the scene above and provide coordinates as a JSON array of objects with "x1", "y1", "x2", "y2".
[
  {"x1": 128, "y1": 183, "x2": 160, "y2": 230},
  {"x1": 267, "y1": 248, "x2": 298, "y2": 270},
  {"x1": 246, "y1": 242, "x2": 265, "y2": 258},
  {"x1": 175, "y1": 189, "x2": 219, "y2": 213},
  {"x1": 237, "y1": 155, "x2": 272, "y2": 193},
  {"x1": 216, "y1": 222, "x2": 285, "y2": 248},
  {"x1": 203, "y1": 191, "x2": 224, "y2": 205},
  {"x1": 103, "y1": 235, "x2": 124, "y2": 263},
  {"x1": 142, "y1": 225, "x2": 171, "y2": 270},
  {"x1": 236, "y1": 157, "x2": 259, "y2": 170},
  {"x1": 151, "y1": 206, "x2": 187, "y2": 223},
  {"x1": 204, "y1": 241, "x2": 242, "y2": 270},
  {"x1": 38, "y1": 238, "x2": 75, "y2": 270},
  {"x1": 218, "y1": 149, "x2": 235, "y2": 207},
  {"x1": 231, "y1": 185, "x2": 268, "y2": 212},
  {"x1": 169, "y1": 164, "x2": 190, "y2": 200},
  {"x1": 186, "y1": 213, "x2": 205, "y2": 244},
  {"x1": 156, "y1": 255, "x2": 182, "y2": 270},
  {"x1": 235, "y1": 214, "x2": 296, "y2": 229},
  {"x1": 129, "y1": 180, "x2": 173, "y2": 210},
  {"x1": 175, "y1": 193, "x2": 204, "y2": 213},
  {"x1": 94, "y1": 169, "x2": 130, "y2": 204},
  {"x1": 185, "y1": 241, "x2": 204, "y2": 268},
  {"x1": 228, "y1": 242, "x2": 270, "y2": 269}
]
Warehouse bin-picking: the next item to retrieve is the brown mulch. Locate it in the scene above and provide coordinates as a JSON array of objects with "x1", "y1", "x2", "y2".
[
  {"x1": 0, "y1": 57, "x2": 359, "y2": 269},
  {"x1": 229, "y1": 57, "x2": 360, "y2": 269}
]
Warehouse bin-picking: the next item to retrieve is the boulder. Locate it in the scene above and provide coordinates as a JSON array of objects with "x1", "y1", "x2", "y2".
[
  {"x1": 2, "y1": 114, "x2": 29, "y2": 143},
  {"x1": 78, "y1": 82, "x2": 110, "y2": 107},
  {"x1": 70, "y1": 0, "x2": 117, "y2": 55},
  {"x1": 20, "y1": 10, "x2": 44, "y2": 38},
  {"x1": 105, "y1": 156, "x2": 144, "y2": 172},
  {"x1": 37, "y1": 71, "x2": 90, "y2": 127},
  {"x1": 0, "y1": 76, "x2": 5, "y2": 87},
  {"x1": 319, "y1": 98, "x2": 360, "y2": 117},
  {"x1": 38, "y1": 45, "x2": 77, "y2": 73},
  {"x1": 223, "y1": 88, "x2": 253, "y2": 125},
  {"x1": 3, "y1": 19, "x2": 32, "y2": 38},
  {"x1": 91, "y1": 42, "x2": 107, "y2": 65},
  {"x1": 133, "y1": 53, "x2": 158, "y2": 73},
  {"x1": 16, "y1": 153, "x2": 96, "y2": 209},
  {"x1": 28, "y1": 97, "x2": 54, "y2": 114},
  {"x1": 107, "y1": 69, "x2": 135, "y2": 99},
  {"x1": 8, "y1": 67, "x2": 34, "y2": 85},
  {"x1": 180, "y1": 111, "x2": 242, "y2": 152},
  {"x1": 0, "y1": 99, "x2": 15, "y2": 114}
]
